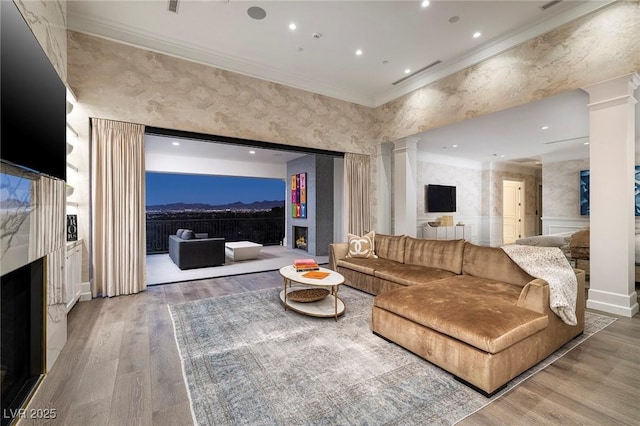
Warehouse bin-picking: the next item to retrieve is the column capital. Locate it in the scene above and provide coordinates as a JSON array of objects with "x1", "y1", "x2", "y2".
[
  {"x1": 393, "y1": 137, "x2": 420, "y2": 153},
  {"x1": 583, "y1": 72, "x2": 640, "y2": 106}
]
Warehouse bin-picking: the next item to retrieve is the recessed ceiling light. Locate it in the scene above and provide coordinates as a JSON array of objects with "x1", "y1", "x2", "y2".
[
  {"x1": 355, "y1": 49, "x2": 363, "y2": 56},
  {"x1": 473, "y1": 32, "x2": 482, "y2": 39},
  {"x1": 172, "y1": 142, "x2": 180, "y2": 146},
  {"x1": 421, "y1": 1, "x2": 430, "y2": 7},
  {"x1": 541, "y1": 125, "x2": 549, "y2": 130},
  {"x1": 452, "y1": 144, "x2": 458, "y2": 148},
  {"x1": 584, "y1": 142, "x2": 590, "y2": 145},
  {"x1": 404, "y1": 68, "x2": 411, "y2": 74},
  {"x1": 247, "y1": 6, "x2": 266, "y2": 20},
  {"x1": 289, "y1": 23, "x2": 296, "y2": 30},
  {"x1": 249, "y1": 150, "x2": 256, "y2": 154}
]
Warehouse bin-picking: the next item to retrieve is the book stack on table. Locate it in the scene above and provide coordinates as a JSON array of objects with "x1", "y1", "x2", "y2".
[{"x1": 294, "y1": 258, "x2": 320, "y2": 272}]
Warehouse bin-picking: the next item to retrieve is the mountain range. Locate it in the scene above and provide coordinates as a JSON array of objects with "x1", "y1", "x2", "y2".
[{"x1": 146, "y1": 199, "x2": 284, "y2": 211}]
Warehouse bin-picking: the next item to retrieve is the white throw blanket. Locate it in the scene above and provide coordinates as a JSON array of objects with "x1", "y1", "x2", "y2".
[{"x1": 501, "y1": 244, "x2": 578, "y2": 326}]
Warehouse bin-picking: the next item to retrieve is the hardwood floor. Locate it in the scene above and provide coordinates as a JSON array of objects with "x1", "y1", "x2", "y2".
[{"x1": 22, "y1": 272, "x2": 639, "y2": 425}]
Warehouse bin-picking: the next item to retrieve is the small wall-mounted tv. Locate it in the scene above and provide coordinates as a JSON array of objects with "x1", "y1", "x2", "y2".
[{"x1": 426, "y1": 184, "x2": 456, "y2": 213}]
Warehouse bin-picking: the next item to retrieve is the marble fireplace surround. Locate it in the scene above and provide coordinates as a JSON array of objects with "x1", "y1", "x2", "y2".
[{"x1": 0, "y1": 162, "x2": 68, "y2": 373}]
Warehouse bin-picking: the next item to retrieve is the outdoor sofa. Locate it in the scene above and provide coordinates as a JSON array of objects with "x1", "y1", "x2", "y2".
[{"x1": 169, "y1": 229, "x2": 225, "y2": 270}]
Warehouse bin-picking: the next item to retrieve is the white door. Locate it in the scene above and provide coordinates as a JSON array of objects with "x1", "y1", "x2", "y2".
[{"x1": 503, "y1": 180, "x2": 523, "y2": 244}]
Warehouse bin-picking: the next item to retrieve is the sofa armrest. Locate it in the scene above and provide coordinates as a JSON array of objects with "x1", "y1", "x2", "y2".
[
  {"x1": 328, "y1": 243, "x2": 349, "y2": 271},
  {"x1": 516, "y1": 279, "x2": 550, "y2": 314},
  {"x1": 516, "y1": 270, "x2": 585, "y2": 322}
]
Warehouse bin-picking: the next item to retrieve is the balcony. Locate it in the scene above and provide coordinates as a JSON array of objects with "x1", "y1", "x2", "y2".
[{"x1": 146, "y1": 216, "x2": 284, "y2": 254}]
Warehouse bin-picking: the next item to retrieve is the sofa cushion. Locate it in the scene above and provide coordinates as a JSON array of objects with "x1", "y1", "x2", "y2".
[
  {"x1": 374, "y1": 262, "x2": 456, "y2": 287},
  {"x1": 374, "y1": 233, "x2": 407, "y2": 263},
  {"x1": 346, "y1": 231, "x2": 378, "y2": 259},
  {"x1": 176, "y1": 228, "x2": 186, "y2": 237},
  {"x1": 373, "y1": 275, "x2": 548, "y2": 353},
  {"x1": 463, "y1": 242, "x2": 533, "y2": 287},
  {"x1": 337, "y1": 257, "x2": 395, "y2": 275},
  {"x1": 403, "y1": 237, "x2": 464, "y2": 274}
]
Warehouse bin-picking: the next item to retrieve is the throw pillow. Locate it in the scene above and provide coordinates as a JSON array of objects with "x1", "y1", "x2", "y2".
[
  {"x1": 182, "y1": 230, "x2": 194, "y2": 240},
  {"x1": 176, "y1": 228, "x2": 186, "y2": 238},
  {"x1": 346, "y1": 231, "x2": 378, "y2": 259}
]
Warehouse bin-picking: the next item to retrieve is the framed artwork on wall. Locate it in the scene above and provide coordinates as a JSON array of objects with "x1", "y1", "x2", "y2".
[
  {"x1": 291, "y1": 172, "x2": 307, "y2": 218},
  {"x1": 580, "y1": 166, "x2": 640, "y2": 216},
  {"x1": 67, "y1": 214, "x2": 78, "y2": 241},
  {"x1": 579, "y1": 170, "x2": 590, "y2": 215}
]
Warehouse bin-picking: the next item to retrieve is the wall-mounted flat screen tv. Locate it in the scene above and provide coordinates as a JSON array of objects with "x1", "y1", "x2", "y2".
[
  {"x1": 1, "y1": 0, "x2": 66, "y2": 180},
  {"x1": 426, "y1": 184, "x2": 456, "y2": 213}
]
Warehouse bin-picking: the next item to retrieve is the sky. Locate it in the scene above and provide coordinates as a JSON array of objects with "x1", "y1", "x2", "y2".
[{"x1": 146, "y1": 172, "x2": 286, "y2": 206}]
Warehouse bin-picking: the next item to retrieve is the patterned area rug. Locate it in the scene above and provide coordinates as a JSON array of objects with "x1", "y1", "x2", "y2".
[{"x1": 168, "y1": 286, "x2": 615, "y2": 426}]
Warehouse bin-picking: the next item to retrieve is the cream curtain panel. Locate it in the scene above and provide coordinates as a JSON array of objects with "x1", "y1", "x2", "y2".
[
  {"x1": 344, "y1": 153, "x2": 371, "y2": 236},
  {"x1": 29, "y1": 175, "x2": 66, "y2": 305},
  {"x1": 91, "y1": 118, "x2": 146, "y2": 297}
]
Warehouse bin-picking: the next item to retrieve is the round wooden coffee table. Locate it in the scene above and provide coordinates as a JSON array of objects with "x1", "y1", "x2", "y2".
[{"x1": 278, "y1": 265, "x2": 345, "y2": 321}]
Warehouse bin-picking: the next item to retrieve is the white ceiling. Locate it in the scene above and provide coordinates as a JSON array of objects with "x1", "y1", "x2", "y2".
[
  {"x1": 69, "y1": 1, "x2": 636, "y2": 165},
  {"x1": 145, "y1": 133, "x2": 308, "y2": 164},
  {"x1": 417, "y1": 89, "x2": 590, "y2": 165}
]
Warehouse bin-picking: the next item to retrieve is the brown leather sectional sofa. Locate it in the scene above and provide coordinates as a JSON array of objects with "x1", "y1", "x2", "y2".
[{"x1": 328, "y1": 233, "x2": 585, "y2": 396}]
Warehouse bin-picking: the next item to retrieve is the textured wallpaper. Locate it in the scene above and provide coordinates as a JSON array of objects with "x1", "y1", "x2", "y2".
[
  {"x1": 374, "y1": 1, "x2": 640, "y2": 143},
  {"x1": 67, "y1": 32, "x2": 376, "y2": 157},
  {"x1": 14, "y1": 0, "x2": 67, "y2": 82},
  {"x1": 416, "y1": 159, "x2": 482, "y2": 219},
  {"x1": 543, "y1": 159, "x2": 590, "y2": 218}
]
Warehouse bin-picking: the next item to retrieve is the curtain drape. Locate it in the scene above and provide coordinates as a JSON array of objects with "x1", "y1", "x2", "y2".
[
  {"x1": 29, "y1": 175, "x2": 66, "y2": 305},
  {"x1": 91, "y1": 118, "x2": 146, "y2": 297},
  {"x1": 344, "y1": 153, "x2": 371, "y2": 236}
]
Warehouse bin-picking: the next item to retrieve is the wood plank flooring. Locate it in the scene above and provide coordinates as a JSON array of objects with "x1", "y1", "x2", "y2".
[{"x1": 21, "y1": 272, "x2": 639, "y2": 425}]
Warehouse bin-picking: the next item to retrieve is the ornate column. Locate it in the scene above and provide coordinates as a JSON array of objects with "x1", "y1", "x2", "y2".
[
  {"x1": 376, "y1": 143, "x2": 393, "y2": 235},
  {"x1": 583, "y1": 73, "x2": 639, "y2": 317},
  {"x1": 393, "y1": 138, "x2": 419, "y2": 237}
]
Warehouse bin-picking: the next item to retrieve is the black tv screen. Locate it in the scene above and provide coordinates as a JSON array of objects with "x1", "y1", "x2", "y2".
[
  {"x1": 1, "y1": 0, "x2": 66, "y2": 180},
  {"x1": 426, "y1": 184, "x2": 456, "y2": 213}
]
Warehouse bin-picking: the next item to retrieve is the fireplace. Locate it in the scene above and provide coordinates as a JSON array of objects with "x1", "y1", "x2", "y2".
[
  {"x1": 1, "y1": 258, "x2": 45, "y2": 425},
  {"x1": 293, "y1": 226, "x2": 308, "y2": 251}
]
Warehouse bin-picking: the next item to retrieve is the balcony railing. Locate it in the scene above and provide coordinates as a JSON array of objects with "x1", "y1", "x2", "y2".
[{"x1": 146, "y1": 217, "x2": 285, "y2": 254}]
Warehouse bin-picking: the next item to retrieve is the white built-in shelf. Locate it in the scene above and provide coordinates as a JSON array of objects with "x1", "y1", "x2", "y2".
[
  {"x1": 422, "y1": 224, "x2": 470, "y2": 240},
  {"x1": 66, "y1": 122, "x2": 78, "y2": 137}
]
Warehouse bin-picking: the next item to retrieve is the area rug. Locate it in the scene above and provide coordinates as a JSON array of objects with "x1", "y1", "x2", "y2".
[{"x1": 168, "y1": 286, "x2": 615, "y2": 426}]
